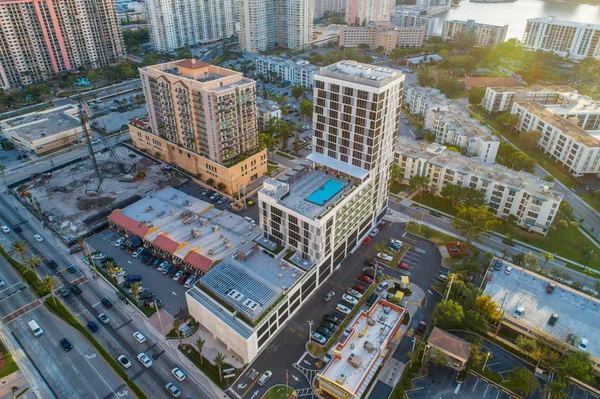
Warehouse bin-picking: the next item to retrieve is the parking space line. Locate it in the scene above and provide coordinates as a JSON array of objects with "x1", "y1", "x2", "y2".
[
  {"x1": 472, "y1": 377, "x2": 479, "y2": 391},
  {"x1": 91, "y1": 301, "x2": 101, "y2": 308},
  {"x1": 483, "y1": 382, "x2": 490, "y2": 397}
]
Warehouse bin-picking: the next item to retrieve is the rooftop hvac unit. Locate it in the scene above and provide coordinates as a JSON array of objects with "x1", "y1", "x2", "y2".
[
  {"x1": 363, "y1": 341, "x2": 376, "y2": 353},
  {"x1": 347, "y1": 354, "x2": 363, "y2": 368},
  {"x1": 226, "y1": 289, "x2": 245, "y2": 302}
]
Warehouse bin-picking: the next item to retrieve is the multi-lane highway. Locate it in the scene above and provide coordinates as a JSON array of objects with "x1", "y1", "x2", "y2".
[{"x1": 0, "y1": 191, "x2": 217, "y2": 399}]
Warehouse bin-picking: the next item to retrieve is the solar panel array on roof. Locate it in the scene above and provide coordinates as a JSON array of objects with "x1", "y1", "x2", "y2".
[{"x1": 199, "y1": 258, "x2": 282, "y2": 322}]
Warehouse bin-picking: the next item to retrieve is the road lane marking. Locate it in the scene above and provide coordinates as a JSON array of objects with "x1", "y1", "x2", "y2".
[
  {"x1": 241, "y1": 375, "x2": 261, "y2": 398},
  {"x1": 74, "y1": 344, "x2": 120, "y2": 398},
  {"x1": 0, "y1": 282, "x2": 21, "y2": 294}
]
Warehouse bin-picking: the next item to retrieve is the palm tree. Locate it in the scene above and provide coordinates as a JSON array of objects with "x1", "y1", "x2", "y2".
[
  {"x1": 11, "y1": 386, "x2": 18, "y2": 399},
  {"x1": 583, "y1": 268, "x2": 592, "y2": 286},
  {"x1": 106, "y1": 261, "x2": 119, "y2": 275},
  {"x1": 540, "y1": 252, "x2": 555, "y2": 273},
  {"x1": 543, "y1": 380, "x2": 567, "y2": 399},
  {"x1": 196, "y1": 338, "x2": 205, "y2": 365},
  {"x1": 503, "y1": 233, "x2": 513, "y2": 259},
  {"x1": 77, "y1": 237, "x2": 89, "y2": 263},
  {"x1": 130, "y1": 282, "x2": 142, "y2": 301},
  {"x1": 173, "y1": 319, "x2": 183, "y2": 345},
  {"x1": 41, "y1": 275, "x2": 59, "y2": 305},
  {"x1": 10, "y1": 240, "x2": 29, "y2": 260},
  {"x1": 214, "y1": 352, "x2": 228, "y2": 382},
  {"x1": 23, "y1": 255, "x2": 43, "y2": 281}
]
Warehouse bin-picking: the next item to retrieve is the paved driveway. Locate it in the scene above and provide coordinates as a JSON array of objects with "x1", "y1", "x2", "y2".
[{"x1": 86, "y1": 230, "x2": 188, "y2": 317}]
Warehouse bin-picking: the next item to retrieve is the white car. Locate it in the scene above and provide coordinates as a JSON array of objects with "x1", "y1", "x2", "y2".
[
  {"x1": 133, "y1": 331, "x2": 146, "y2": 344},
  {"x1": 137, "y1": 352, "x2": 153, "y2": 368},
  {"x1": 369, "y1": 228, "x2": 379, "y2": 237},
  {"x1": 376, "y1": 253, "x2": 393, "y2": 262},
  {"x1": 98, "y1": 313, "x2": 110, "y2": 324},
  {"x1": 347, "y1": 289, "x2": 363, "y2": 299},
  {"x1": 171, "y1": 367, "x2": 186, "y2": 382},
  {"x1": 513, "y1": 306, "x2": 525, "y2": 319},
  {"x1": 114, "y1": 237, "x2": 125, "y2": 246},
  {"x1": 505, "y1": 266, "x2": 513, "y2": 275},
  {"x1": 132, "y1": 247, "x2": 144, "y2": 257},
  {"x1": 312, "y1": 332, "x2": 326, "y2": 344},
  {"x1": 173, "y1": 270, "x2": 183, "y2": 281},
  {"x1": 336, "y1": 304, "x2": 351, "y2": 314},
  {"x1": 579, "y1": 338, "x2": 589, "y2": 351},
  {"x1": 118, "y1": 355, "x2": 131, "y2": 369},
  {"x1": 1, "y1": 226, "x2": 10, "y2": 233},
  {"x1": 390, "y1": 239, "x2": 403, "y2": 247},
  {"x1": 257, "y1": 370, "x2": 272, "y2": 387},
  {"x1": 341, "y1": 294, "x2": 358, "y2": 306},
  {"x1": 244, "y1": 216, "x2": 256, "y2": 225},
  {"x1": 0, "y1": 279, "x2": 5, "y2": 287},
  {"x1": 184, "y1": 276, "x2": 196, "y2": 288},
  {"x1": 33, "y1": 234, "x2": 43, "y2": 242},
  {"x1": 165, "y1": 382, "x2": 181, "y2": 398},
  {"x1": 92, "y1": 253, "x2": 106, "y2": 261}
]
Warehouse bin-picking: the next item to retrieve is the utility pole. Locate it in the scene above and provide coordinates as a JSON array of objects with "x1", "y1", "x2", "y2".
[
  {"x1": 482, "y1": 351, "x2": 492, "y2": 370},
  {"x1": 443, "y1": 274, "x2": 454, "y2": 302},
  {"x1": 307, "y1": 320, "x2": 314, "y2": 342}
]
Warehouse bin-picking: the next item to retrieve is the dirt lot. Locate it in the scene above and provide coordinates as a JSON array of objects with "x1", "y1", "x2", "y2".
[{"x1": 24, "y1": 146, "x2": 183, "y2": 239}]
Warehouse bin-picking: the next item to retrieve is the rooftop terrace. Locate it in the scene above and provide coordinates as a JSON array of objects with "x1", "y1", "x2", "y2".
[
  {"x1": 318, "y1": 300, "x2": 404, "y2": 398},
  {"x1": 1, "y1": 105, "x2": 81, "y2": 140},
  {"x1": 484, "y1": 262, "x2": 600, "y2": 361},
  {"x1": 142, "y1": 59, "x2": 252, "y2": 89},
  {"x1": 320, "y1": 61, "x2": 403, "y2": 87},
  {"x1": 397, "y1": 136, "x2": 563, "y2": 202}
]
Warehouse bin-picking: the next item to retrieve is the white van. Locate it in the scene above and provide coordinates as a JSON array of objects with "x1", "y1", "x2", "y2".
[{"x1": 28, "y1": 320, "x2": 43, "y2": 337}]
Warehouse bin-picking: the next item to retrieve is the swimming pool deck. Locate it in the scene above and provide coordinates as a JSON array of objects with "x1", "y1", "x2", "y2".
[
  {"x1": 261, "y1": 170, "x2": 351, "y2": 219},
  {"x1": 306, "y1": 179, "x2": 346, "y2": 206}
]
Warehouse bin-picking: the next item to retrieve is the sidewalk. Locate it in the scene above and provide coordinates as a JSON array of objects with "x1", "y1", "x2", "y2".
[{"x1": 0, "y1": 370, "x2": 34, "y2": 399}]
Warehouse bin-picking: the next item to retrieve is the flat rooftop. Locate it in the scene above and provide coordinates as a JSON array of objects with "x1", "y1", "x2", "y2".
[
  {"x1": 319, "y1": 300, "x2": 404, "y2": 398},
  {"x1": 397, "y1": 136, "x2": 564, "y2": 203},
  {"x1": 516, "y1": 102, "x2": 600, "y2": 147},
  {"x1": 196, "y1": 250, "x2": 304, "y2": 324},
  {"x1": 260, "y1": 168, "x2": 353, "y2": 220},
  {"x1": 257, "y1": 56, "x2": 319, "y2": 71},
  {"x1": 1, "y1": 105, "x2": 81, "y2": 140},
  {"x1": 112, "y1": 187, "x2": 259, "y2": 271},
  {"x1": 319, "y1": 61, "x2": 403, "y2": 87},
  {"x1": 484, "y1": 262, "x2": 600, "y2": 360}
]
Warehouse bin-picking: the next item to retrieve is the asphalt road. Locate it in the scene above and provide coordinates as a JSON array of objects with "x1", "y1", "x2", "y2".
[
  {"x1": 0, "y1": 191, "x2": 214, "y2": 399},
  {"x1": 228, "y1": 220, "x2": 442, "y2": 399}
]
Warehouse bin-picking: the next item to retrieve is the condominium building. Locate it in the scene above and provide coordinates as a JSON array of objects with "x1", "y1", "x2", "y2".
[
  {"x1": 442, "y1": 20, "x2": 508, "y2": 48},
  {"x1": 256, "y1": 98, "x2": 282, "y2": 130},
  {"x1": 314, "y1": 0, "x2": 346, "y2": 19},
  {"x1": 346, "y1": 0, "x2": 395, "y2": 26},
  {"x1": 129, "y1": 59, "x2": 267, "y2": 194},
  {"x1": 238, "y1": 0, "x2": 313, "y2": 52},
  {"x1": 0, "y1": 0, "x2": 125, "y2": 90},
  {"x1": 482, "y1": 85, "x2": 600, "y2": 175},
  {"x1": 339, "y1": 22, "x2": 426, "y2": 53},
  {"x1": 390, "y1": 9, "x2": 439, "y2": 40},
  {"x1": 255, "y1": 58, "x2": 319, "y2": 88},
  {"x1": 522, "y1": 17, "x2": 600, "y2": 60},
  {"x1": 396, "y1": 137, "x2": 563, "y2": 234},
  {"x1": 146, "y1": 0, "x2": 235, "y2": 52},
  {"x1": 404, "y1": 86, "x2": 499, "y2": 163}
]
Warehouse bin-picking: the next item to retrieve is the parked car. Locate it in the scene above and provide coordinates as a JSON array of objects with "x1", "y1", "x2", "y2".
[
  {"x1": 118, "y1": 355, "x2": 132, "y2": 369},
  {"x1": 362, "y1": 237, "x2": 372, "y2": 246},
  {"x1": 341, "y1": 294, "x2": 358, "y2": 306},
  {"x1": 1, "y1": 226, "x2": 10, "y2": 233},
  {"x1": 546, "y1": 282, "x2": 557, "y2": 294},
  {"x1": 316, "y1": 327, "x2": 333, "y2": 338},
  {"x1": 353, "y1": 284, "x2": 366, "y2": 293},
  {"x1": 114, "y1": 237, "x2": 125, "y2": 247},
  {"x1": 132, "y1": 247, "x2": 144, "y2": 257},
  {"x1": 184, "y1": 275, "x2": 197, "y2": 288},
  {"x1": 324, "y1": 291, "x2": 335, "y2": 302},
  {"x1": 376, "y1": 253, "x2": 393, "y2": 262},
  {"x1": 70, "y1": 284, "x2": 82, "y2": 295},
  {"x1": 165, "y1": 383, "x2": 181, "y2": 398},
  {"x1": 59, "y1": 288, "x2": 69, "y2": 297},
  {"x1": 369, "y1": 228, "x2": 379, "y2": 237},
  {"x1": 364, "y1": 259, "x2": 376, "y2": 267},
  {"x1": 126, "y1": 275, "x2": 142, "y2": 283},
  {"x1": 33, "y1": 234, "x2": 44, "y2": 242},
  {"x1": 258, "y1": 370, "x2": 272, "y2": 387},
  {"x1": 390, "y1": 239, "x2": 403, "y2": 247},
  {"x1": 513, "y1": 306, "x2": 525, "y2": 319},
  {"x1": 387, "y1": 243, "x2": 400, "y2": 252},
  {"x1": 311, "y1": 332, "x2": 326, "y2": 345},
  {"x1": 493, "y1": 259, "x2": 503, "y2": 271},
  {"x1": 322, "y1": 314, "x2": 339, "y2": 324},
  {"x1": 397, "y1": 262, "x2": 409, "y2": 270},
  {"x1": 365, "y1": 293, "x2": 378, "y2": 307},
  {"x1": 579, "y1": 338, "x2": 589, "y2": 351},
  {"x1": 548, "y1": 313, "x2": 559, "y2": 326},
  {"x1": 505, "y1": 266, "x2": 513, "y2": 275},
  {"x1": 13, "y1": 225, "x2": 22, "y2": 233},
  {"x1": 416, "y1": 321, "x2": 427, "y2": 335},
  {"x1": 358, "y1": 274, "x2": 373, "y2": 284},
  {"x1": 377, "y1": 221, "x2": 386, "y2": 229},
  {"x1": 173, "y1": 270, "x2": 184, "y2": 281},
  {"x1": 178, "y1": 272, "x2": 190, "y2": 284},
  {"x1": 347, "y1": 289, "x2": 363, "y2": 299},
  {"x1": 91, "y1": 253, "x2": 106, "y2": 261},
  {"x1": 162, "y1": 264, "x2": 173, "y2": 275},
  {"x1": 336, "y1": 304, "x2": 351, "y2": 314},
  {"x1": 377, "y1": 281, "x2": 389, "y2": 292},
  {"x1": 138, "y1": 290, "x2": 154, "y2": 300},
  {"x1": 45, "y1": 259, "x2": 58, "y2": 269},
  {"x1": 66, "y1": 265, "x2": 76, "y2": 273}
]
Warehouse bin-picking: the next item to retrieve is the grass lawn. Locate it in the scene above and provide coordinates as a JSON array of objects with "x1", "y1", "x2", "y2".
[
  {"x1": 307, "y1": 342, "x2": 327, "y2": 358},
  {"x1": 495, "y1": 220, "x2": 600, "y2": 270},
  {"x1": 390, "y1": 181, "x2": 409, "y2": 195},
  {"x1": 406, "y1": 221, "x2": 457, "y2": 246},
  {"x1": 275, "y1": 151, "x2": 296, "y2": 160},
  {"x1": 413, "y1": 194, "x2": 456, "y2": 215},
  {"x1": 579, "y1": 193, "x2": 600, "y2": 214},
  {"x1": 0, "y1": 351, "x2": 19, "y2": 379},
  {"x1": 263, "y1": 385, "x2": 296, "y2": 399}
]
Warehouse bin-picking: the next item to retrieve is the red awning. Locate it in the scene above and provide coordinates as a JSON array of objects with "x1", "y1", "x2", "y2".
[{"x1": 108, "y1": 211, "x2": 150, "y2": 238}]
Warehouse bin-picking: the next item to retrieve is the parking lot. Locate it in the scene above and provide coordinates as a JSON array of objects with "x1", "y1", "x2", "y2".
[{"x1": 86, "y1": 230, "x2": 189, "y2": 317}]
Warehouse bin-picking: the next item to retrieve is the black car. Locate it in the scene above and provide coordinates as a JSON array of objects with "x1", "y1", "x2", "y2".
[
  {"x1": 152, "y1": 258, "x2": 162, "y2": 268},
  {"x1": 138, "y1": 290, "x2": 154, "y2": 300},
  {"x1": 502, "y1": 239, "x2": 515, "y2": 247},
  {"x1": 145, "y1": 256, "x2": 156, "y2": 265},
  {"x1": 70, "y1": 284, "x2": 82, "y2": 295},
  {"x1": 60, "y1": 338, "x2": 73, "y2": 351},
  {"x1": 320, "y1": 322, "x2": 336, "y2": 331},
  {"x1": 139, "y1": 254, "x2": 150, "y2": 262},
  {"x1": 101, "y1": 298, "x2": 112, "y2": 308},
  {"x1": 364, "y1": 259, "x2": 376, "y2": 267},
  {"x1": 126, "y1": 275, "x2": 142, "y2": 282},
  {"x1": 87, "y1": 321, "x2": 99, "y2": 332},
  {"x1": 168, "y1": 267, "x2": 179, "y2": 277},
  {"x1": 59, "y1": 288, "x2": 69, "y2": 297},
  {"x1": 66, "y1": 265, "x2": 76, "y2": 273},
  {"x1": 322, "y1": 314, "x2": 339, "y2": 324},
  {"x1": 316, "y1": 327, "x2": 333, "y2": 338},
  {"x1": 45, "y1": 259, "x2": 58, "y2": 269},
  {"x1": 13, "y1": 226, "x2": 22, "y2": 233}
]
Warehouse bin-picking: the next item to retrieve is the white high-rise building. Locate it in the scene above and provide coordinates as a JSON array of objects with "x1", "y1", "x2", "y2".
[
  {"x1": 238, "y1": 0, "x2": 313, "y2": 53},
  {"x1": 313, "y1": 0, "x2": 346, "y2": 19},
  {"x1": 260, "y1": 61, "x2": 404, "y2": 268},
  {"x1": 390, "y1": 9, "x2": 439, "y2": 40},
  {"x1": 146, "y1": 0, "x2": 235, "y2": 52},
  {"x1": 522, "y1": 17, "x2": 600, "y2": 60}
]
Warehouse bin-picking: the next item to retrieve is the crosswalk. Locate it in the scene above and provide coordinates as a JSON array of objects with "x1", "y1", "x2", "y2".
[{"x1": 2, "y1": 299, "x2": 42, "y2": 324}]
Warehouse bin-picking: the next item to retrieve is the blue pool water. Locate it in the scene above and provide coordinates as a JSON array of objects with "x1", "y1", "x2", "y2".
[{"x1": 305, "y1": 179, "x2": 345, "y2": 206}]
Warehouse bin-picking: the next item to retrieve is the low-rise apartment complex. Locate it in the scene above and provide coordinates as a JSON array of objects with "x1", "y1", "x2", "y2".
[
  {"x1": 522, "y1": 17, "x2": 600, "y2": 60},
  {"x1": 404, "y1": 86, "x2": 499, "y2": 163},
  {"x1": 442, "y1": 20, "x2": 508, "y2": 48},
  {"x1": 339, "y1": 22, "x2": 425, "y2": 53},
  {"x1": 256, "y1": 99, "x2": 283, "y2": 130},
  {"x1": 255, "y1": 58, "x2": 319, "y2": 88},
  {"x1": 396, "y1": 137, "x2": 563, "y2": 234},
  {"x1": 483, "y1": 86, "x2": 600, "y2": 175},
  {"x1": 1, "y1": 105, "x2": 87, "y2": 155},
  {"x1": 129, "y1": 59, "x2": 267, "y2": 194}
]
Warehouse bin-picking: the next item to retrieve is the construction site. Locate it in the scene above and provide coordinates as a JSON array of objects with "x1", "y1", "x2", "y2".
[{"x1": 16, "y1": 144, "x2": 185, "y2": 242}]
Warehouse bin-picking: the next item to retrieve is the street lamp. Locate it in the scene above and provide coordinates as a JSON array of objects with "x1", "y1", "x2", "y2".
[{"x1": 307, "y1": 320, "x2": 314, "y2": 341}]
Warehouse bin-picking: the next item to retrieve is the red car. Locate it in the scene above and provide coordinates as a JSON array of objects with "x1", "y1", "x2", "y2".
[
  {"x1": 377, "y1": 221, "x2": 386, "y2": 229},
  {"x1": 362, "y1": 237, "x2": 372, "y2": 246},
  {"x1": 353, "y1": 284, "x2": 366, "y2": 293},
  {"x1": 397, "y1": 262, "x2": 409, "y2": 270},
  {"x1": 358, "y1": 274, "x2": 373, "y2": 285}
]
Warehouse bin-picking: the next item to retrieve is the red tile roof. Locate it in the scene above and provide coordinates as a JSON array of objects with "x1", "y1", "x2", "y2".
[
  {"x1": 175, "y1": 59, "x2": 209, "y2": 69},
  {"x1": 108, "y1": 211, "x2": 150, "y2": 238},
  {"x1": 184, "y1": 250, "x2": 213, "y2": 273},
  {"x1": 153, "y1": 234, "x2": 179, "y2": 253}
]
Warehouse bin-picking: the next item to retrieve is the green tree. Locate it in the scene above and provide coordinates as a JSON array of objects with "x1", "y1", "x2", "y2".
[
  {"x1": 515, "y1": 335, "x2": 537, "y2": 353},
  {"x1": 556, "y1": 351, "x2": 594, "y2": 383},
  {"x1": 392, "y1": 164, "x2": 402, "y2": 182},
  {"x1": 505, "y1": 367, "x2": 539, "y2": 397},
  {"x1": 540, "y1": 252, "x2": 555, "y2": 272},
  {"x1": 543, "y1": 175, "x2": 555, "y2": 182},
  {"x1": 502, "y1": 233, "x2": 513, "y2": 259},
  {"x1": 468, "y1": 87, "x2": 486, "y2": 105},
  {"x1": 432, "y1": 300, "x2": 464, "y2": 329},
  {"x1": 416, "y1": 67, "x2": 436, "y2": 87},
  {"x1": 374, "y1": 46, "x2": 385, "y2": 55},
  {"x1": 196, "y1": 338, "x2": 205, "y2": 365},
  {"x1": 524, "y1": 253, "x2": 539, "y2": 271},
  {"x1": 518, "y1": 130, "x2": 542, "y2": 152},
  {"x1": 464, "y1": 309, "x2": 489, "y2": 333},
  {"x1": 544, "y1": 380, "x2": 567, "y2": 399},
  {"x1": 435, "y1": 70, "x2": 463, "y2": 97},
  {"x1": 130, "y1": 282, "x2": 142, "y2": 300},
  {"x1": 357, "y1": 43, "x2": 370, "y2": 50},
  {"x1": 440, "y1": 184, "x2": 485, "y2": 207},
  {"x1": 214, "y1": 352, "x2": 228, "y2": 382},
  {"x1": 291, "y1": 86, "x2": 304, "y2": 99},
  {"x1": 173, "y1": 319, "x2": 183, "y2": 345},
  {"x1": 428, "y1": 348, "x2": 449, "y2": 367},
  {"x1": 23, "y1": 255, "x2": 44, "y2": 281},
  {"x1": 469, "y1": 336, "x2": 484, "y2": 368},
  {"x1": 10, "y1": 240, "x2": 29, "y2": 260},
  {"x1": 206, "y1": 178, "x2": 215, "y2": 187},
  {"x1": 41, "y1": 275, "x2": 59, "y2": 305},
  {"x1": 496, "y1": 112, "x2": 519, "y2": 132},
  {"x1": 217, "y1": 182, "x2": 226, "y2": 192},
  {"x1": 497, "y1": 142, "x2": 536, "y2": 173},
  {"x1": 299, "y1": 99, "x2": 313, "y2": 117},
  {"x1": 473, "y1": 294, "x2": 500, "y2": 322},
  {"x1": 390, "y1": 48, "x2": 404, "y2": 63},
  {"x1": 408, "y1": 175, "x2": 430, "y2": 199},
  {"x1": 511, "y1": 253, "x2": 525, "y2": 267},
  {"x1": 452, "y1": 205, "x2": 500, "y2": 244},
  {"x1": 258, "y1": 132, "x2": 278, "y2": 159}
]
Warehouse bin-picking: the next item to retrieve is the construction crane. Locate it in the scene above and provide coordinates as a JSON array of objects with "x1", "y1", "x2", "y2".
[{"x1": 79, "y1": 102, "x2": 103, "y2": 196}]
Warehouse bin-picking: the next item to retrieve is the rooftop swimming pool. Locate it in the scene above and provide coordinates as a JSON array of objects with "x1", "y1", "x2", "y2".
[{"x1": 305, "y1": 179, "x2": 345, "y2": 206}]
